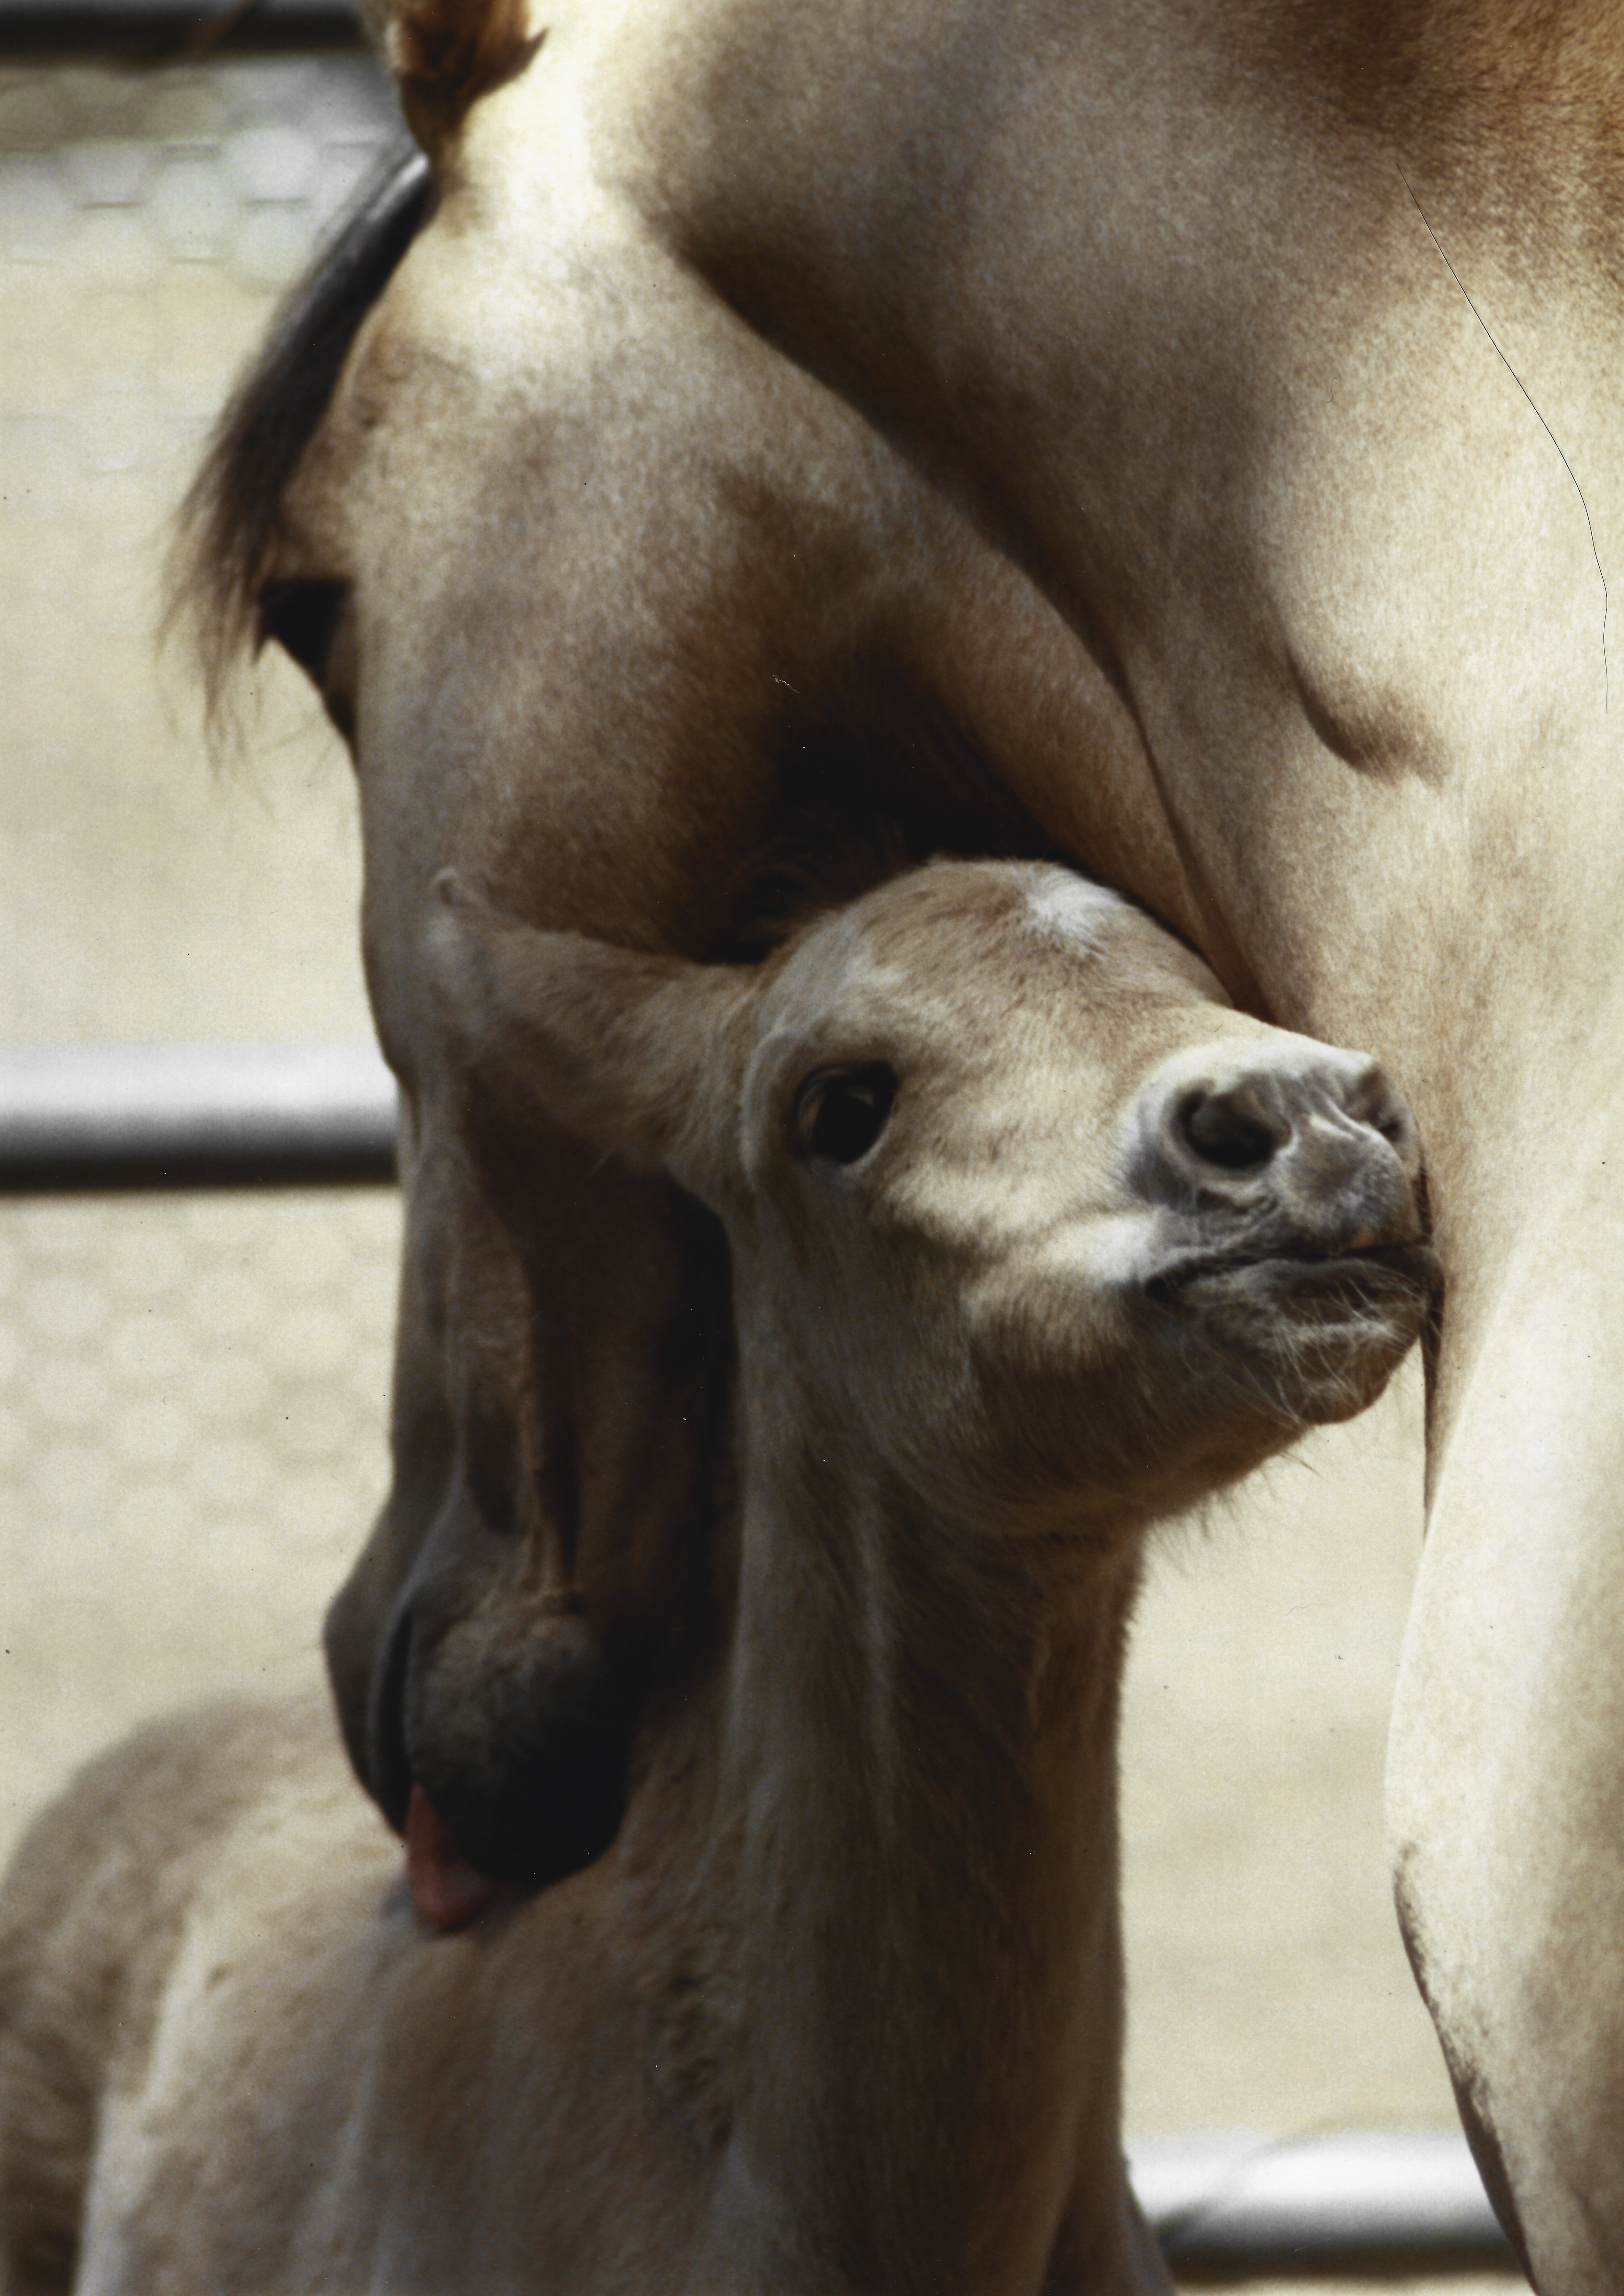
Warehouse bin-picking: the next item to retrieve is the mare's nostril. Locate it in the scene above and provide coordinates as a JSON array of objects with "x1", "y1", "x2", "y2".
[{"x1": 1178, "y1": 1089, "x2": 1283, "y2": 1172}]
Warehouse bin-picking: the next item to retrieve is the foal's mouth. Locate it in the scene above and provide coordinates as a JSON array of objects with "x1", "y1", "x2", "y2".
[{"x1": 1144, "y1": 1235, "x2": 1441, "y2": 1310}]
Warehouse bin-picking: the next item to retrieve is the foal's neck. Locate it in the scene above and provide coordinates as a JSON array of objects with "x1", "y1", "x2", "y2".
[{"x1": 652, "y1": 1333, "x2": 1163, "y2": 2295}]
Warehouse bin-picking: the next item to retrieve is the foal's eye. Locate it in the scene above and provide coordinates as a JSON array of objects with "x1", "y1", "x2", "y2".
[{"x1": 793, "y1": 1065, "x2": 898, "y2": 1165}]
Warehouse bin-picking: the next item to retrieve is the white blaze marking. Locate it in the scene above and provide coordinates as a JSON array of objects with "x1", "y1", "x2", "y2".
[{"x1": 1023, "y1": 870, "x2": 1125, "y2": 954}]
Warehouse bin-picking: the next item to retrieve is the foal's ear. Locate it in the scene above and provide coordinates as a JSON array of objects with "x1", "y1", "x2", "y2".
[
  {"x1": 361, "y1": 0, "x2": 542, "y2": 159},
  {"x1": 425, "y1": 874, "x2": 748, "y2": 1201}
]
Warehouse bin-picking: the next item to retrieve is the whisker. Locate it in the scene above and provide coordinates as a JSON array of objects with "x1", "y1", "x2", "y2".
[{"x1": 1400, "y1": 164, "x2": 1610, "y2": 714}]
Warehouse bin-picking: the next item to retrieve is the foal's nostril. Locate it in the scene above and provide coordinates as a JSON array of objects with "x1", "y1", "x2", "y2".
[
  {"x1": 1178, "y1": 1090, "x2": 1282, "y2": 1172},
  {"x1": 1354, "y1": 1074, "x2": 1418, "y2": 1161}
]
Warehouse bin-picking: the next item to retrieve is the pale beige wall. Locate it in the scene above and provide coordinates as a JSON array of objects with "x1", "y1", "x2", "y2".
[{"x1": 0, "y1": 47, "x2": 398, "y2": 1908}]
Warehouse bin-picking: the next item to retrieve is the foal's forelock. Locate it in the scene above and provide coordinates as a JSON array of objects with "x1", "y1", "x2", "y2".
[
  {"x1": 1022, "y1": 870, "x2": 1127, "y2": 955},
  {"x1": 169, "y1": 148, "x2": 434, "y2": 718}
]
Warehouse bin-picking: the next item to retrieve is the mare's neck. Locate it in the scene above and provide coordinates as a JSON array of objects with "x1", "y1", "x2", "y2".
[{"x1": 651, "y1": 1351, "x2": 1165, "y2": 2295}]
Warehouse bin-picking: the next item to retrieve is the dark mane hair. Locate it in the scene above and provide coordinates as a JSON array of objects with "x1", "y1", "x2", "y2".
[{"x1": 171, "y1": 148, "x2": 434, "y2": 714}]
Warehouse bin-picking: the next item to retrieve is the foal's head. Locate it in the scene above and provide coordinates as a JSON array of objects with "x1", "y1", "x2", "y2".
[{"x1": 428, "y1": 860, "x2": 1435, "y2": 1540}]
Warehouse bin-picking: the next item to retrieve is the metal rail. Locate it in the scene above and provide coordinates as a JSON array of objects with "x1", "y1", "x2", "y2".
[
  {"x1": 0, "y1": 1044, "x2": 396, "y2": 1189},
  {"x1": 0, "y1": 0, "x2": 363, "y2": 54},
  {"x1": 1130, "y1": 2129, "x2": 1518, "y2": 2276}
]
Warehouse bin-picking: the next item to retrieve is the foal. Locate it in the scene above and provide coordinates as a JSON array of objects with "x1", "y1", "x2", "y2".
[{"x1": 0, "y1": 861, "x2": 1434, "y2": 2296}]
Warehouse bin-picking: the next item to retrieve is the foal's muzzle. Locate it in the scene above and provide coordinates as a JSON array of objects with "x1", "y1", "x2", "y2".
[{"x1": 1132, "y1": 1041, "x2": 1423, "y2": 1261}]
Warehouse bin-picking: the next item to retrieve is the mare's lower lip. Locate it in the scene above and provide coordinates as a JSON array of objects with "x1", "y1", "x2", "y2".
[
  {"x1": 405, "y1": 1783, "x2": 501, "y2": 1930},
  {"x1": 1145, "y1": 1238, "x2": 1440, "y2": 1306}
]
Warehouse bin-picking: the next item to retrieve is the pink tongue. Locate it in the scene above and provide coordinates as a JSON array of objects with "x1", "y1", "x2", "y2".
[{"x1": 405, "y1": 1785, "x2": 500, "y2": 1931}]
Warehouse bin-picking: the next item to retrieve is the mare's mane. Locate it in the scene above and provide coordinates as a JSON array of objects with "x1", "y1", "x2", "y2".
[{"x1": 172, "y1": 149, "x2": 434, "y2": 709}]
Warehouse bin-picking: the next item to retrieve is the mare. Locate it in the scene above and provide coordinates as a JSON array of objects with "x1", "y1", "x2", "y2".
[
  {"x1": 178, "y1": 2, "x2": 1624, "y2": 2283},
  {"x1": 0, "y1": 861, "x2": 1435, "y2": 2296}
]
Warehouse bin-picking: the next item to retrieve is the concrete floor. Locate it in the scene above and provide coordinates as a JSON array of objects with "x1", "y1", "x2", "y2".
[{"x1": 0, "y1": 58, "x2": 1523, "y2": 2288}]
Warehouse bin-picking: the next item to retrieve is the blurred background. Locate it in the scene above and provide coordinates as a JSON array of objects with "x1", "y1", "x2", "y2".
[{"x1": 0, "y1": 40, "x2": 1520, "y2": 2290}]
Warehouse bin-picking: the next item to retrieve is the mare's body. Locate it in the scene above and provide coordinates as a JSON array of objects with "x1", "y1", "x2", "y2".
[{"x1": 181, "y1": 6, "x2": 1624, "y2": 2282}]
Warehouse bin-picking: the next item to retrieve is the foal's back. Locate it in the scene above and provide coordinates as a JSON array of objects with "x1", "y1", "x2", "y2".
[
  {"x1": 0, "y1": 1700, "x2": 373, "y2": 2293},
  {"x1": 2, "y1": 1696, "x2": 713, "y2": 2296}
]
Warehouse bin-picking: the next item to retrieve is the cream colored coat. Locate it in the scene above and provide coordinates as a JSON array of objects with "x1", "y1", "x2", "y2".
[{"x1": 177, "y1": 5, "x2": 1624, "y2": 2284}]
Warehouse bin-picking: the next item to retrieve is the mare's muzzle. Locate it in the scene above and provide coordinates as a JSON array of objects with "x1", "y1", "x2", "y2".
[{"x1": 326, "y1": 1485, "x2": 644, "y2": 1887}]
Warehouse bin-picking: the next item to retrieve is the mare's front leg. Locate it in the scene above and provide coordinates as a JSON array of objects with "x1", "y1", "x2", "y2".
[{"x1": 1389, "y1": 1065, "x2": 1624, "y2": 2294}]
